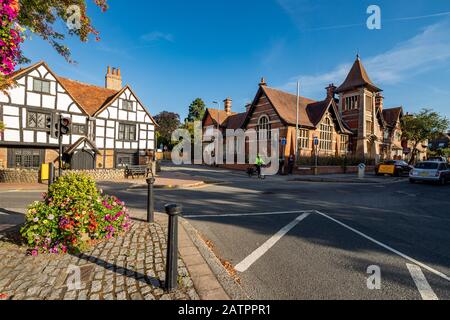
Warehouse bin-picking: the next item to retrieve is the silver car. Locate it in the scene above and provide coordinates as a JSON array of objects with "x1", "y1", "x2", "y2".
[{"x1": 409, "y1": 161, "x2": 450, "y2": 185}]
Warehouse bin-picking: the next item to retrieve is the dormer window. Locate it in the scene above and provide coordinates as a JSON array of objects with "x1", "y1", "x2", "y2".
[
  {"x1": 33, "y1": 78, "x2": 50, "y2": 94},
  {"x1": 122, "y1": 100, "x2": 133, "y2": 111}
]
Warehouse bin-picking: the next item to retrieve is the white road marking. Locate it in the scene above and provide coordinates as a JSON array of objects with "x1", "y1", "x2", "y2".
[
  {"x1": 235, "y1": 213, "x2": 311, "y2": 272},
  {"x1": 184, "y1": 210, "x2": 313, "y2": 219},
  {"x1": 406, "y1": 264, "x2": 439, "y2": 300},
  {"x1": 315, "y1": 210, "x2": 450, "y2": 282}
]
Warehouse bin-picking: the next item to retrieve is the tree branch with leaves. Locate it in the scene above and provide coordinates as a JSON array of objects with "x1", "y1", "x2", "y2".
[
  {"x1": 0, "y1": 0, "x2": 108, "y2": 91},
  {"x1": 401, "y1": 108, "x2": 449, "y2": 164}
]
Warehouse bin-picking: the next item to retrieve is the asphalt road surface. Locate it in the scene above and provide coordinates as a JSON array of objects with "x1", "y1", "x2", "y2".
[{"x1": 1, "y1": 164, "x2": 449, "y2": 300}]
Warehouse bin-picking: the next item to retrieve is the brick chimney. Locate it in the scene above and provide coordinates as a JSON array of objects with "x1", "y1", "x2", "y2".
[
  {"x1": 326, "y1": 83, "x2": 336, "y2": 99},
  {"x1": 375, "y1": 93, "x2": 384, "y2": 111},
  {"x1": 105, "y1": 66, "x2": 122, "y2": 91},
  {"x1": 224, "y1": 97, "x2": 232, "y2": 114}
]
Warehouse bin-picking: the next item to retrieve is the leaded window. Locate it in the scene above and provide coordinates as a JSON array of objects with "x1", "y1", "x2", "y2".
[
  {"x1": 319, "y1": 118, "x2": 333, "y2": 151},
  {"x1": 33, "y1": 79, "x2": 51, "y2": 94},
  {"x1": 340, "y1": 135, "x2": 349, "y2": 153},
  {"x1": 122, "y1": 100, "x2": 133, "y2": 111},
  {"x1": 72, "y1": 124, "x2": 86, "y2": 135},
  {"x1": 257, "y1": 115, "x2": 271, "y2": 140},
  {"x1": 10, "y1": 149, "x2": 42, "y2": 168},
  {"x1": 27, "y1": 111, "x2": 48, "y2": 129},
  {"x1": 298, "y1": 129, "x2": 309, "y2": 149},
  {"x1": 118, "y1": 123, "x2": 136, "y2": 141}
]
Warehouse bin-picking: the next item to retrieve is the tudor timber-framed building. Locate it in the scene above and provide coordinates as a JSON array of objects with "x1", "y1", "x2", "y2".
[
  {"x1": 202, "y1": 55, "x2": 425, "y2": 162},
  {"x1": 0, "y1": 62, "x2": 156, "y2": 170}
]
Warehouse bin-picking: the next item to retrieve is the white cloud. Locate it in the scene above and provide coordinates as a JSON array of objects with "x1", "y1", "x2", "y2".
[
  {"x1": 281, "y1": 20, "x2": 450, "y2": 97},
  {"x1": 141, "y1": 31, "x2": 174, "y2": 43}
]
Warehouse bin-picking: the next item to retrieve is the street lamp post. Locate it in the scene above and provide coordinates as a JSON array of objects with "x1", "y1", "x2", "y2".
[{"x1": 296, "y1": 82, "x2": 300, "y2": 162}]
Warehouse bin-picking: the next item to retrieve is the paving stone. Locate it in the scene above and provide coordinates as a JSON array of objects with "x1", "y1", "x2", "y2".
[
  {"x1": 116, "y1": 291, "x2": 127, "y2": 300},
  {"x1": 0, "y1": 220, "x2": 201, "y2": 301},
  {"x1": 159, "y1": 294, "x2": 172, "y2": 300},
  {"x1": 90, "y1": 280, "x2": 102, "y2": 293},
  {"x1": 103, "y1": 293, "x2": 115, "y2": 300},
  {"x1": 89, "y1": 294, "x2": 100, "y2": 300},
  {"x1": 77, "y1": 290, "x2": 88, "y2": 300}
]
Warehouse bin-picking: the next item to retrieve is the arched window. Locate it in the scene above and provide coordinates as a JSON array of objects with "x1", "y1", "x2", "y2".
[
  {"x1": 319, "y1": 117, "x2": 333, "y2": 151},
  {"x1": 258, "y1": 115, "x2": 271, "y2": 140}
]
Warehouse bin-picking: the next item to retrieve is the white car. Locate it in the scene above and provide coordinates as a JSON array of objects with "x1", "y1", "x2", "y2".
[{"x1": 409, "y1": 161, "x2": 450, "y2": 185}]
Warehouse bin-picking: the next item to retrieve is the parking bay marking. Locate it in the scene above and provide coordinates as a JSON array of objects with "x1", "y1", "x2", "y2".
[
  {"x1": 234, "y1": 213, "x2": 311, "y2": 273},
  {"x1": 315, "y1": 210, "x2": 450, "y2": 282},
  {"x1": 406, "y1": 264, "x2": 439, "y2": 300}
]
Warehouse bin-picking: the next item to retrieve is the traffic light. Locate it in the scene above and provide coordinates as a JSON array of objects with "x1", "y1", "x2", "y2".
[
  {"x1": 60, "y1": 117, "x2": 71, "y2": 136},
  {"x1": 46, "y1": 113, "x2": 59, "y2": 139}
]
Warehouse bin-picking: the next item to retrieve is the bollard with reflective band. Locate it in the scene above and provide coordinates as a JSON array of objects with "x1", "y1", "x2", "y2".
[
  {"x1": 146, "y1": 176, "x2": 155, "y2": 223},
  {"x1": 358, "y1": 163, "x2": 366, "y2": 179},
  {"x1": 165, "y1": 203, "x2": 181, "y2": 291},
  {"x1": 48, "y1": 163, "x2": 55, "y2": 188}
]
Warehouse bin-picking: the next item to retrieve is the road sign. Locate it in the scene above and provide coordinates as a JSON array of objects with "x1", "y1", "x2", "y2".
[
  {"x1": 281, "y1": 138, "x2": 287, "y2": 146},
  {"x1": 314, "y1": 136, "x2": 319, "y2": 146}
]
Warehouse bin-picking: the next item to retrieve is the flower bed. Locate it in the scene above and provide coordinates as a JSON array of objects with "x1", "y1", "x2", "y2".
[{"x1": 20, "y1": 173, "x2": 131, "y2": 255}]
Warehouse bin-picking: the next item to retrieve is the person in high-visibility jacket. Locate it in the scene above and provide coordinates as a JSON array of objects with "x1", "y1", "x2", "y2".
[{"x1": 255, "y1": 154, "x2": 265, "y2": 177}]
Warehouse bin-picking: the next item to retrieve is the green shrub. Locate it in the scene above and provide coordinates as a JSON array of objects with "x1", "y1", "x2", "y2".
[{"x1": 20, "y1": 173, "x2": 131, "y2": 255}]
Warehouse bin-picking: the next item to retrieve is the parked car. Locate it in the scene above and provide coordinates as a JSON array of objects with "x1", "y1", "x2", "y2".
[
  {"x1": 428, "y1": 156, "x2": 448, "y2": 163},
  {"x1": 409, "y1": 161, "x2": 450, "y2": 185},
  {"x1": 375, "y1": 160, "x2": 413, "y2": 177}
]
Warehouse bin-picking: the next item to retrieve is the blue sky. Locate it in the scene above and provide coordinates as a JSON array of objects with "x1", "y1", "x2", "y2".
[{"x1": 21, "y1": 0, "x2": 450, "y2": 121}]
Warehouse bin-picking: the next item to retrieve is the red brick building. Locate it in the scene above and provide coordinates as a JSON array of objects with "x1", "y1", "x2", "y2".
[{"x1": 202, "y1": 55, "x2": 419, "y2": 162}]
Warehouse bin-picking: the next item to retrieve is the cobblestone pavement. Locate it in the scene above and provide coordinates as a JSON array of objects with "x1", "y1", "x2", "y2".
[{"x1": 0, "y1": 221, "x2": 199, "y2": 300}]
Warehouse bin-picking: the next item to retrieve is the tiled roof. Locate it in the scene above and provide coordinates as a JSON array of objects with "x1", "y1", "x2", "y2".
[
  {"x1": 261, "y1": 86, "x2": 316, "y2": 127},
  {"x1": 58, "y1": 77, "x2": 119, "y2": 116},
  {"x1": 206, "y1": 108, "x2": 236, "y2": 127},
  {"x1": 382, "y1": 107, "x2": 403, "y2": 127},
  {"x1": 336, "y1": 56, "x2": 381, "y2": 93},
  {"x1": 226, "y1": 111, "x2": 248, "y2": 130},
  {"x1": 306, "y1": 99, "x2": 330, "y2": 126}
]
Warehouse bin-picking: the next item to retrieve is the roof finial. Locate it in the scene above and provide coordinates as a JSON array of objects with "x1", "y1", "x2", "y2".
[
  {"x1": 259, "y1": 77, "x2": 267, "y2": 86},
  {"x1": 356, "y1": 50, "x2": 360, "y2": 60}
]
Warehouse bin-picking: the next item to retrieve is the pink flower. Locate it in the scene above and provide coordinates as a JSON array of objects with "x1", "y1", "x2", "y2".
[{"x1": 31, "y1": 250, "x2": 38, "y2": 256}]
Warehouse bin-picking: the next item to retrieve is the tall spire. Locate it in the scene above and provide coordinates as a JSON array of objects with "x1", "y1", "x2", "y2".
[{"x1": 335, "y1": 55, "x2": 381, "y2": 93}]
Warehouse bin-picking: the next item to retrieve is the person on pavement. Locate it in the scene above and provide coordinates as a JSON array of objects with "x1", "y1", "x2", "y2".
[
  {"x1": 288, "y1": 154, "x2": 295, "y2": 175},
  {"x1": 255, "y1": 154, "x2": 265, "y2": 177}
]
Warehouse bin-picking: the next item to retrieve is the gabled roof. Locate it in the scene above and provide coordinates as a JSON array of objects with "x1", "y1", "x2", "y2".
[
  {"x1": 257, "y1": 86, "x2": 316, "y2": 127},
  {"x1": 383, "y1": 107, "x2": 403, "y2": 127},
  {"x1": 226, "y1": 111, "x2": 248, "y2": 130},
  {"x1": 65, "y1": 137, "x2": 101, "y2": 155},
  {"x1": 58, "y1": 77, "x2": 118, "y2": 116},
  {"x1": 8, "y1": 61, "x2": 43, "y2": 80},
  {"x1": 336, "y1": 56, "x2": 381, "y2": 93},
  {"x1": 306, "y1": 97, "x2": 353, "y2": 134},
  {"x1": 203, "y1": 108, "x2": 236, "y2": 127},
  {"x1": 7, "y1": 62, "x2": 156, "y2": 124}
]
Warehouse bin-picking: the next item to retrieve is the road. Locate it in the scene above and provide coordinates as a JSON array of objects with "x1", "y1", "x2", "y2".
[{"x1": 1, "y1": 163, "x2": 449, "y2": 300}]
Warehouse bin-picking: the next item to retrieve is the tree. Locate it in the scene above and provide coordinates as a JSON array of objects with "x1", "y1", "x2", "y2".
[
  {"x1": 1, "y1": 0, "x2": 108, "y2": 91},
  {"x1": 154, "y1": 111, "x2": 181, "y2": 150},
  {"x1": 401, "y1": 108, "x2": 449, "y2": 164},
  {"x1": 186, "y1": 98, "x2": 206, "y2": 122}
]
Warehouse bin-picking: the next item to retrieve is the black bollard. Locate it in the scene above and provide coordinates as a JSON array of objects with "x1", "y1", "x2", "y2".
[
  {"x1": 48, "y1": 163, "x2": 55, "y2": 189},
  {"x1": 164, "y1": 203, "x2": 181, "y2": 291},
  {"x1": 146, "y1": 176, "x2": 155, "y2": 223}
]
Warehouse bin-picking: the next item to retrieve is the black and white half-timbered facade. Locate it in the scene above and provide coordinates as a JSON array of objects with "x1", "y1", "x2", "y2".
[{"x1": 0, "y1": 62, "x2": 156, "y2": 170}]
